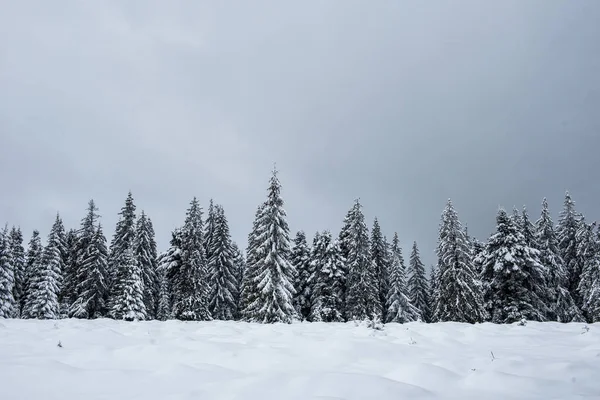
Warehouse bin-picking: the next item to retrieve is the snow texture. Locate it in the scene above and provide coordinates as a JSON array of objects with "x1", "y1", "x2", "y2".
[{"x1": 0, "y1": 319, "x2": 598, "y2": 399}]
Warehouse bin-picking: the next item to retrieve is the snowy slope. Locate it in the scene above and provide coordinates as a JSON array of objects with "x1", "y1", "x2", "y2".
[{"x1": 1, "y1": 320, "x2": 599, "y2": 400}]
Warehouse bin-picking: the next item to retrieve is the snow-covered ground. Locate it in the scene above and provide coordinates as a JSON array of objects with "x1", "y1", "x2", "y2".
[{"x1": 1, "y1": 319, "x2": 598, "y2": 399}]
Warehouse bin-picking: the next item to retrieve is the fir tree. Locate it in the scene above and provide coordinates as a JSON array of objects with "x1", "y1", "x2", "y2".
[
  {"x1": 9, "y1": 227, "x2": 25, "y2": 317},
  {"x1": 208, "y1": 205, "x2": 238, "y2": 320},
  {"x1": 557, "y1": 191, "x2": 584, "y2": 302},
  {"x1": 432, "y1": 200, "x2": 487, "y2": 323},
  {"x1": 30, "y1": 215, "x2": 65, "y2": 319},
  {"x1": 480, "y1": 209, "x2": 547, "y2": 323},
  {"x1": 22, "y1": 230, "x2": 42, "y2": 318},
  {"x1": 231, "y1": 241, "x2": 245, "y2": 317},
  {"x1": 134, "y1": 211, "x2": 159, "y2": 319},
  {"x1": 204, "y1": 199, "x2": 216, "y2": 262},
  {"x1": 239, "y1": 203, "x2": 265, "y2": 319},
  {"x1": 70, "y1": 200, "x2": 106, "y2": 318},
  {"x1": 108, "y1": 192, "x2": 138, "y2": 315},
  {"x1": 59, "y1": 229, "x2": 78, "y2": 317},
  {"x1": 242, "y1": 170, "x2": 296, "y2": 323},
  {"x1": 110, "y1": 246, "x2": 146, "y2": 321},
  {"x1": 370, "y1": 218, "x2": 388, "y2": 321},
  {"x1": 535, "y1": 198, "x2": 583, "y2": 322},
  {"x1": 520, "y1": 206, "x2": 538, "y2": 249},
  {"x1": 157, "y1": 229, "x2": 184, "y2": 320},
  {"x1": 344, "y1": 200, "x2": 380, "y2": 321},
  {"x1": 309, "y1": 231, "x2": 345, "y2": 322},
  {"x1": 70, "y1": 224, "x2": 109, "y2": 318},
  {"x1": 291, "y1": 231, "x2": 313, "y2": 320},
  {"x1": 385, "y1": 233, "x2": 420, "y2": 323},
  {"x1": 171, "y1": 198, "x2": 211, "y2": 321},
  {"x1": 407, "y1": 241, "x2": 429, "y2": 321},
  {"x1": 576, "y1": 222, "x2": 600, "y2": 321},
  {"x1": 0, "y1": 226, "x2": 15, "y2": 318}
]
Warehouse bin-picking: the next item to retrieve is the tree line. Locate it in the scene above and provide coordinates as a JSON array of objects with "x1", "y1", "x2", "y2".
[{"x1": 0, "y1": 170, "x2": 598, "y2": 324}]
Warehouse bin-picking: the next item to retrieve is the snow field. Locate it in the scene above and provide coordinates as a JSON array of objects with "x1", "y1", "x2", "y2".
[{"x1": 1, "y1": 319, "x2": 599, "y2": 399}]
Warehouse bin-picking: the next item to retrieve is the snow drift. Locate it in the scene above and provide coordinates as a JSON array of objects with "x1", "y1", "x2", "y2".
[{"x1": 1, "y1": 319, "x2": 598, "y2": 399}]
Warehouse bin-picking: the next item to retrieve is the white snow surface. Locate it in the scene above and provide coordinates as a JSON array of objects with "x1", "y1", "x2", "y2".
[{"x1": 1, "y1": 319, "x2": 599, "y2": 400}]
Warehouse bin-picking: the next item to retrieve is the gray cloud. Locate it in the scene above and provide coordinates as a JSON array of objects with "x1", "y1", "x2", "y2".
[{"x1": 1, "y1": 1, "x2": 599, "y2": 266}]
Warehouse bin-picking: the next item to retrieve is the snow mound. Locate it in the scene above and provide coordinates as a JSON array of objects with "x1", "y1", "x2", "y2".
[{"x1": 1, "y1": 319, "x2": 599, "y2": 399}]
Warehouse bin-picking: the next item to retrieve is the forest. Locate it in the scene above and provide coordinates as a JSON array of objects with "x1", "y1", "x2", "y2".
[{"x1": 0, "y1": 170, "x2": 598, "y2": 324}]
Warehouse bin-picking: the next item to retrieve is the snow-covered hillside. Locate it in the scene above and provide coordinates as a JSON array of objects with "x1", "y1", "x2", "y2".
[{"x1": 1, "y1": 320, "x2": 598, "y2": 399}]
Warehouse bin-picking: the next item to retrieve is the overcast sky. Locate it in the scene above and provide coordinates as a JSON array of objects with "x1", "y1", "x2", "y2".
[{"x1": 1, "y1": 1, "x2": 599, "y2": 266}]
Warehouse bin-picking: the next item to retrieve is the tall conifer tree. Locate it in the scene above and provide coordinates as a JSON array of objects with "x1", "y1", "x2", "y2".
[
  {"x1": 9, "y1": 227, "x2": 25, "y2": 317},
  {"x1": 407, "y1": 241, "x2": 429, "y2": 321},
  {"x1": 0, "y1": 226, "x2": 15, "y2": 318},
  {"x1": 432, "y1": 200, "x2": 486, "y2": 323},
  {"x1": 386, "y1": 233, "x2": 420, "y2": 323}
]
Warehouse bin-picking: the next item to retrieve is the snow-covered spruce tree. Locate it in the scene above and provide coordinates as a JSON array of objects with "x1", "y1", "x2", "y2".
[
  {"x1": 243, "y1": 170, "x2": 297, "y2": 323},
  {"x1": 22, "y1": 230, "x2": 42, "y2": 318},
  {"x1": 110, "y1": 246, "x2": 146, "y2": 321},
  {"x1": 108, "y1": 192, "x2": 137, "y2": 316},
  {"x1": 70, "y1": 224, "x2": 110, "y2": 319},
  {"x1": 134, "y1": 211, "x2": 159, "y2": 319},
  {"x1": 344, "y1": 200, "x2": 380, "y2": 321},
  {"x1": 59, "y1": 229, "x2": 78, "y2": 317},
  {"x1": 171, "y1": 198, "x2": 211, "y2": 321},
  {"x1": 9, "y1": 227, "x2": 25, "y2": 317},
  {"x1": 428, "y1": 264, "x2": 439, "y2": 317},
  {"x1": 557, "y1": 191, "x2": 585, "y2": 302},
  {"x1": 309, "y1": 231, "x2": 345, "y2": 322},
  {"x1": 156, "y1": 229, "x2": 184, "y2": 320},
  {"x1": 69, "y1": 200, "x2": 107, "y2": 318},
  {"x1": 30, "y1": 215, "x2": 65, "y2": 319},
  {"x1": 520, "y1": 207, "x2": 539, "y2": 249},
  {"x1": 370, "y1": 218, "x2": 388, "y2": 321},
  {"x1": 535, "y1": 198, "x2": 583, "y2": 322},
  {"x1": 239, "y1": 203, "x2": 266, "y2": 319},
  {"x1": 432, "y1": 200, "x2": 487, "y2": 323},
  {"x1": 0, "y1": 227, "x2": 15, "y2": 318},
  {"x1": 576, "y1": 222, "x2": 600, "y2": 322},
  {"x1": 231, "y1": 241, "x2": 245, "y2": 317},
  {"x1": 204, "y1": 199, "x2": 216, "y2": 262},
  {"x1": 208, "y1": 205, "x2": 238, "y2": 320},
  {"x1": 386, "y1": 233, "x2": 420, "y2": 323},
  {"x1": 480, "y1": 209, "x2": 547, "y2": 323},
  {"x1": 291, "y1": 230, "x2": 313, "y2": 320},
  {"x1": 407, "y1": 241, "x2": 429, "y2": 322}
]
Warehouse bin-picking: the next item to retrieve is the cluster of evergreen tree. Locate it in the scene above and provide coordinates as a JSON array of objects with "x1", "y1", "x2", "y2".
[{"x1": 1, "y1": 171, "x2": 599, "y2": 324}]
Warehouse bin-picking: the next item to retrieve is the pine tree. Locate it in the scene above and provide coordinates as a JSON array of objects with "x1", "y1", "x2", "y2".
[
  {"x1": 231, "y1": 241, "x2": 245, "y2": 317},
  {"x1": 59, "y1": 229, "x2": 78, "y2": 317},
  {"x1": 156, "y1": 229, "x2": 184, "y2": 321},
  {"x1": 9, "y1": 227, "x2": 25, "y2": 317},
  {"x1": 70, "y1": 200, "x2": 107, "y2": 318},
  {"x1": 309, "y1": 231, "x2": 345, "y2": 322},
  {"x1": 344, "y1": 200, "x2": 380, "y2": 321},
  {"x1": 520, "y1": 206, "x2": 538, "y2": 249},
  {"x1": 432, "y1": 200, "x2": 487, "y2": 323},
  {"x1": 22, "y1": 230, "x2": 42, "y2": 318},
  {"x1": 30, "y1": 215, "x2": 65, "y2": 319},
  {"x1": 385, "y1": 233, "x2": 420, "y2": 323},
  {"x1": 110, "y1": 246, "x2": 146, "y2": 321},
  {"x1": 242, "y1": 170, "x2": 296, "y2": 323},
  {"x1": 576, "y1": 222, "x2": 600, "y2": 322},
  {"x1": 171, "y1": 198, "x2": 211, "y2": 321},
  {"x1": 204, "y1": 199, "x2": 216, "y2": 262},
  {"x1": 108, "y1": 192, "x2": 138, "y2": 316},
  {"x1": 134, "y1": 211, "x2": 159, "y2": 319},
  {"x1": 370, "y1": 218, "x2": 388, "y2": 321},
  {"x1": 291, "y1": 231, "x2": 313, "y2": 320},
  {"x1": 239, "y1": 203, "x2": 265, "y2": 319},
  {"x1": 480, "y1": 209, "x2": 547, "y2": 323},
  {"x1": 557, "y1": 191, "x2": 584, "y2": 303},
  {"x1": 0, "y1": 226, "x2": 15, "y2": 318},
  {"x1": 70, "y1": 224, "x2": 110, "y2": 318},
  {"x1": 535, "y1": 198, "x2": 583, "y2": 322},
  {"x1": 208, "y1": 205, "x2": 238, "y2": 320},
  {"x1": 407, "y1": 241, "x2": 429, "y2": 321}
]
